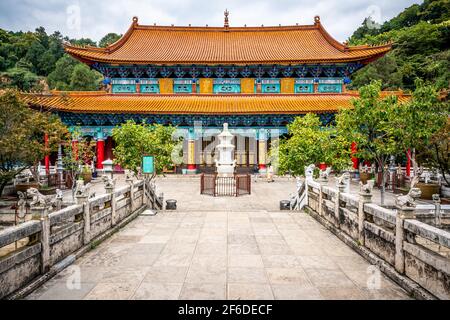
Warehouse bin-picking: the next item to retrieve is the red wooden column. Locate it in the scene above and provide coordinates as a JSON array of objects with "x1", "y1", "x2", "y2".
[
  {"x1": 406, "y1": 149, "x2": 411, "y2": 177},
  {"x1": 258, "y1": 129, "x2": 267, "y2": 173},
  {"x1": 187, "y1": 128, "x2": 197, "y2": 174},
  {"x1": 44, "y1": 133, "x2": 50, "y2": 175},
  {"x1": 72, "y1": 139, "x2": 79, "y2": 161},
  {"x1": 351, "y1": 142, "x2": 359, "y2": 170},
  {"x1": 96, "y1": 131, "x2": 105, "y2": 170}
]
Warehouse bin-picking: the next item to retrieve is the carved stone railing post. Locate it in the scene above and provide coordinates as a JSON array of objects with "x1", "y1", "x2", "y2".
[
  {"x1": 126, "y1": 177, "x2": 135, "y2": 213},
  {"x1": 358, "y1": 192, "x2": 372, "y2": 246},
  {"x1": 395, "y1": 205, "x2": 415, "y2": 274},
  {"x1": 31, "y1": 205, "x2": 51, "y2": 273},
  {"x1": 76, "y1": 194, "x2": 90, "y2": 245},
  {"x1": 335, "y1": 184, "x2": 345, "y2": 227},
  {"x1": 318, "y1": 184, "x2": 323, "y2": 216},
  {"x1": 105, "y1": 185, "x2": 116, "y2": 226}
]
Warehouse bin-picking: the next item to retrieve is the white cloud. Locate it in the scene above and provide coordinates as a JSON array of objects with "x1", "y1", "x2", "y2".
[{"x1": 0, "y1": 0, "x2": 422, "y2": 42}]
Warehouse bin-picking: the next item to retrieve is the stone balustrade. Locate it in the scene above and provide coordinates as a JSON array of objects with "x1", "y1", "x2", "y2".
[
  {"x1": 305, "y1": 179, "x2": 450, "y2": 300},
  {"x1": 0, "y1": 180, "x2": 145, "y2": 299}
]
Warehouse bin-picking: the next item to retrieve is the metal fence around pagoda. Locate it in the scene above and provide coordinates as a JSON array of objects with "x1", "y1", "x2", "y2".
[{"x1": 200, "y1": 173, "x2": 251, "y2": 197}]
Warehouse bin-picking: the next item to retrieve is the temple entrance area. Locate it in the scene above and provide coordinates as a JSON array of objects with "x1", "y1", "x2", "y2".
[
  {"x1": 156, "y1": 175, "x2": 295, "y2": 211},
  {"x1": 187, "y1": 127, "x2": 279, "y2": 175}
]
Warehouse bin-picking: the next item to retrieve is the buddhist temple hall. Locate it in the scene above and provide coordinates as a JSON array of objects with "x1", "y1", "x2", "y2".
[{"x1": 22, "y1": 14, "x2": 406, "y2": 174}]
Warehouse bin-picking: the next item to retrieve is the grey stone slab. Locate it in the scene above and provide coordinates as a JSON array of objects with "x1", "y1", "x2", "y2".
[
  {"x1": 191, "y1": 255, "x2": 227, "y2": 269},
  {"x1": 297, "y1": 256, "x2": 340, "y2": 271},
  {"x1": 144, "y1": 267, "x2": 189, "y2": 283},
  {"x1": 271, "y1": 284, "x2": 323, "y2": 300},
  {"x1": 84, "y1": 282, "x2": 139, "y2": 300},
  {"x1": 318, "y1": 287, "x2": 370, "y2": 300},
  {"x1": 228, "y1": 243, "x2": 260, "y2": 255},
  {"x1": 153, "y1": 254, "x2": 193, "y2": 267},
  {"x1": 304, "y1": 269, "x2": 357, "y2": 289},
  {"x1": 262, "y1": 255, "x2": 302, "y2": 268},
  {"x1": 228, "y1": 267, "x2": 268, "y2": 283},
  {"x1": 185, "y1": 266, "x2": 227, "y2": 283},
  {"x1": 228, "y1": 283, "x2": 274, "y2": 300},
  {"x1": 228, "y1": 255, "x2": 264, "y2": 268},
  {"x1": 179, "y1": 283, "x2": 226, "y2": 300},
  {"x1": 132, "y1": 282, "x2": 183, "y2": 300},
  {"x1": 98, "y1": 267, "x2": 149, "y2": 283},
  {"x1": 29, "y1": 282, "x2": 96, "y2": 300},
  {"x1": 266, "y1": 268, "x2": 311, "y2": 285}
]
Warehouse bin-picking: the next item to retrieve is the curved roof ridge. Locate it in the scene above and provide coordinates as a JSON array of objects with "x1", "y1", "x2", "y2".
[{"x1": 64, "y1": 16, "x2": 392, "y2": 65}]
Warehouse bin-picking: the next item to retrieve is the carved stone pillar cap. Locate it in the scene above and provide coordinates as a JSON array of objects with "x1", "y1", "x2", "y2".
[
  {"x1": 76, "y1": 195, "x2": 89, "y2": 204},
  {"x1": 395, "y1": 205, "x2": 416, "y2": 219},
  {"x1": 359, "y1": 192, "x2": 373, "y2": 199},
  {"x1": 105, "y1": 187, "x2": 115, "y2": 193}
]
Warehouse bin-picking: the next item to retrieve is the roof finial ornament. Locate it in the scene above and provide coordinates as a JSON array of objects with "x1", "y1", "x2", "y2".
[
  {"x1": 314, "y1": 15, "x2": 321, "y2": 24},
  {"x1": 224, "y1": 9, "x2": 230, "y2": 28},
  {"x1": 132, "y1": 16, "x2": 139, "y2": 25}
]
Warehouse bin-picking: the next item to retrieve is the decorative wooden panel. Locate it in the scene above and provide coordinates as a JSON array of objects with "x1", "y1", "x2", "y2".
[
  {"x1": 159, "y1": 78, "x2": 174, "y2": 94},
  {"x1": 241, "y1": 78, "x2": 255, "y2": 94},
  {"x1": 199, "y1": 78, "x2": 213, "y2": 94},
  {"x1": 281, "y1": 78, "x2": 295, "y2": 94}
]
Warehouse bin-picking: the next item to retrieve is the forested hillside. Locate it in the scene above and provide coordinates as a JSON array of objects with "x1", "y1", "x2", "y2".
[
  {"x1": 348, "y1": 0, "x2": 450, "y2": 91},
  {"x1": 0, "y1": 28, "x2": 121, "y2": 92}
]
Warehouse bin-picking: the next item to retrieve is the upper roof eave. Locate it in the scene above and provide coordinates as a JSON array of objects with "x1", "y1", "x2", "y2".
[{"x1": 64, "y1": 16, "x2": 392, "y2": 66}]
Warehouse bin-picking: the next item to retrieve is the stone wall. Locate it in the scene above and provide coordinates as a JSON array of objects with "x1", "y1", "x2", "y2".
[
  {"x1": 0, "y1": 180, "x2": 145, "y2": 299},
  {"x1": 305, "y1": 180, "x2": 450, "y2": 300}
]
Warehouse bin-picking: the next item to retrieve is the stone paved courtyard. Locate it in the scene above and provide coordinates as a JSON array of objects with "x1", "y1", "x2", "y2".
[{"x1": 25, "y1": 177, "x2": 411, "y2": 300}]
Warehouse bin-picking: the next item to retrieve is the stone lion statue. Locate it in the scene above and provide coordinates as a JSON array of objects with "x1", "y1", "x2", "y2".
[
  {"x1": 304, "y1": 164, "x2": 315, "y2": 180},
  {"x1": 27, "y1": 188, "x2": 50, "y2": 207},
  {"x1": 75, "y1": 180, "x2": 92, "y2": 197},
  {"x1": 359, "y1": 180, "x2": 374, "y2": 194},
  {"x1": 396, "y1": 176, "x2": 422, "y2": 208},
  {"x1": 102, "y1": 176, "x2": 116, "y2": 189},
  {"x1": 27, "y1": 188, "x2": 64, "y2": 208},
  {"x1": 336, "y1": 172, "x2": 350, "y2": 186},
  {"x1": 126, "y1": 171, "x2": 136, "y2": 180},
  {"x1": 319, "y1": 167, "x2": 332, "y2": 181}
]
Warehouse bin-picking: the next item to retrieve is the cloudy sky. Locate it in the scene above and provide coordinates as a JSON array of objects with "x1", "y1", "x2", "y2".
[{"x1": 0, "y1": 0, "x2": 422, "y2": 42}]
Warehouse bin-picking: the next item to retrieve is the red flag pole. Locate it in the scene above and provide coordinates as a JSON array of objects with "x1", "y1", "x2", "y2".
[{"x1": 44, "y1": 133, "x2": 50, "y2": 176}]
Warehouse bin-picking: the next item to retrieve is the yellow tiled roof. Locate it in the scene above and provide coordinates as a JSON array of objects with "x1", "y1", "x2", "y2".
[
  {"x1": 65, "y1": 16, "x2": 391, "y2": 65},
  {"x1": 21, "y1": 91, "x2": 410, "y2": 115}
]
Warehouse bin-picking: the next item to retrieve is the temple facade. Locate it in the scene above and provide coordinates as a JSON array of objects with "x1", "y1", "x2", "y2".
[{"x1": 23, "y1": 14, "x2": 404, "y2": 174}]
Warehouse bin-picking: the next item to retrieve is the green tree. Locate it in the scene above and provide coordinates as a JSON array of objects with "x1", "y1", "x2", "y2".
[
  {"x1": 47, "y1": 54, "x2": 78, "y2": 90},
  {"x1": 0, "y1": 90, "x2": 68, "y2": 196},
  {"x1": 112, "y1": 120, "x2": 181, "y2": 174},
  {"x1": 417, "y1": 120, "x2": 450, "y2": 186},
  {"x1": 62, "y1": 127, "x2": 96, "y2": 200},
  {"x1": 99, "y1": 33, "x2": 122, "y2": 48},
  {"x1": 276, "y1": 113, "x2": 352, "y2": 176},
  {"x1": 389, "y1": 79, "x2": 449, "y2": 180},
  {"x1": 69, "y1": 64, "x2": 101, "y2": 91},
  {"x1": 69, "y1": 38, "x2": 97, "y2": 47},
  {"x1": 336, "y1": 81, "x2": 403, "y2": 205},
  {"x1": 0, "y1": 67, "x2": 41, "y2": 91}
]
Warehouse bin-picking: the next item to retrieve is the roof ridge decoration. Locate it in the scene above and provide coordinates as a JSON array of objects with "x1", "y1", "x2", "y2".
[
  {"x1": 64, "y1": 15, "x2": 392, "y2": 66},
  {"x1": 224, "y1": 9, "x2": 229, "y2": 28}
]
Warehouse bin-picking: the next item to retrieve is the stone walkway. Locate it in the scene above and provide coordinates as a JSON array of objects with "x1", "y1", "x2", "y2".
[{"x1": 26, "y1": 208, "x2": 410, "y2": 300}]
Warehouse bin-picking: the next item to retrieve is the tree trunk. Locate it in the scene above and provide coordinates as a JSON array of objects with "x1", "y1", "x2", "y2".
[
  {"x1": 411, "y1": 148, "x2": 418, "y2": 178},
  {"x1": 380, "y1": 169, "x2": 386, "y2": 207}
]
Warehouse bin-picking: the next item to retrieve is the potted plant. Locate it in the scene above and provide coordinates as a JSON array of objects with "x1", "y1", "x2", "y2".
[
  {"x1": 38, "y1": 185, "x2": 57, "y2": 195},
  {"x1": 14, "y1": 171, "x2": 40, "y2": 193},
  {"x1": 80, "y1": 165, "x2": 92, "y2": 184},
  {"x1": 415, "y1": 171, "x2": 440, "y2": 200},
  {"x1": 359, "y1": 164, "x2": 371, "y2": 184}
]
